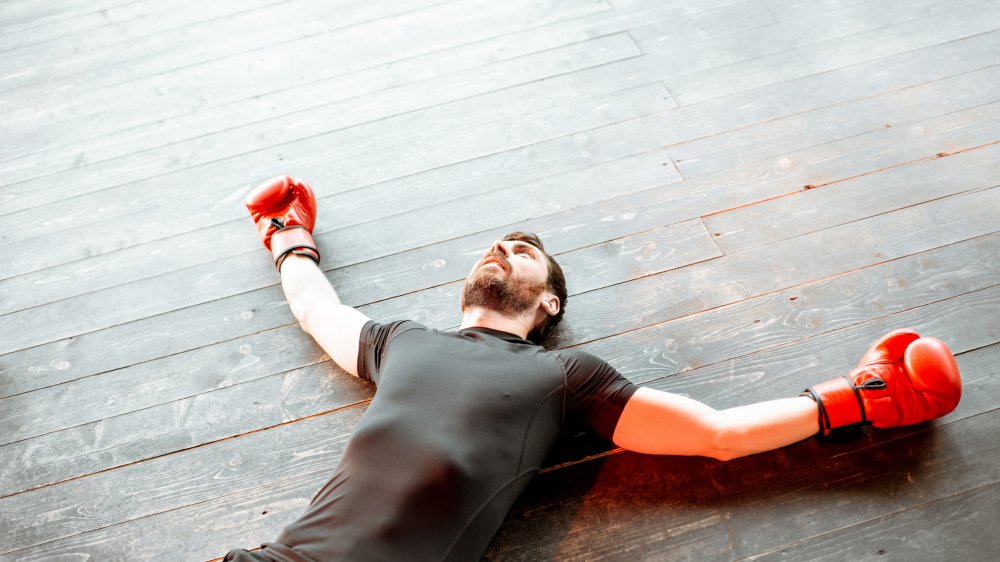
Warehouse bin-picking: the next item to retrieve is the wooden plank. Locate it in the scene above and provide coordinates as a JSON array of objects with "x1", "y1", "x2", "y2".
[
  {"x1": 0, "y1": 220, "x2": 719, "y2": 495},
  {"x1": 0, "y1": 0, "x2": 740, "y2": 165},
  {"x1": 0, "y1": 0, "x2": 141, "y2": 34},
  {"x1": 667, "y1": 63, "x2": 1000, "y2": 178},
  {"x1": 629, "y1": 0, "x2": 983, "y2": 80},
  {"x1": 3, "y1": 113, "x2": 995, "y2": 394},
  {"x1": 555, "y1": 186, "x2": 1000, "y2": 348},
  {"x1": 577, "y1": 232, "x2": 1000, "y2": 386},
  {"x1": 799, "y1": 0, "x2": 1000, "y2": 73},
  {"x1": 0, "y1": 32, "x2": 643, "y2": 205},
  {"x1": 0, "y1": 0, "x2": 441, "y2": 92},
  {"x1": 0, "y1": 0, "x2": 284, "y2": 53},
  {"x1": 0, "y1": 363, "x2": 375, "y2": 499},
  {"x1": 745, "y1": 482, "x2": 1000, "y2": 561},
  {"x1": 0, "y1": 80, "x2": 672, "y2": 247},
  {"x1": 704, "y1": 141, "x2": 1000, "y2": 254},
  {"x1": 0, "y1": 0, "x2": 612, "y2": 119},
  {"x1": 0, "y1": 147, "x2": 680, "y2": 355},
  {"x1": 2, "y1": 293, "x2": 996, "y2": 560},
  {"x1": 642, "y1": 29, "x2": 1000, "y2": 158},
  {"x1": 664, "y1": 50, "x2": 809, "y2": 106},
  {"x1": 760, "y1": 0, "x2": 868, "y2": 22}
]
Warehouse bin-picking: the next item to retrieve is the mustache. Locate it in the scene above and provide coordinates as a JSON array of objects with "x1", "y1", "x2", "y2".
[{"x1": 479, "y1": 251, "x2": 510, "y2": 272}]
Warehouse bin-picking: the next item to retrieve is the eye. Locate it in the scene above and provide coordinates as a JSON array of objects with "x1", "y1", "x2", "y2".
[{"x1": 516, "y1": 249, "x2": 533, "y2": 257}]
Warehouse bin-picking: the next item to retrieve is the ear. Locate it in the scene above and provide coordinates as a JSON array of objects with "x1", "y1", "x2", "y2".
[{"x1": 540, "y1": 293, "x2": 560, "y2": 317}]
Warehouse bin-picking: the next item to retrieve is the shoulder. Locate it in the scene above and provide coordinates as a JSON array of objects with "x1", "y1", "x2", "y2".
[
  {"x1": 551, "y1": 348, "x2": 613, "y2": 373},
  {"x1": 361, "y1": 319, "x2": 428, "y2": 342},
  {"x1": 550, "y1": 348, "x2": 625, "y2": 393}
]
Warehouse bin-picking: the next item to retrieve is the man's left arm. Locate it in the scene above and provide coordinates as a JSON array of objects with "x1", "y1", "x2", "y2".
[
  {"x1": 612, "y1": 389, "x2": 818, "y2": 461},
  {"x1": 611, "y1": 329, "x2": 962, "y2": 461}
]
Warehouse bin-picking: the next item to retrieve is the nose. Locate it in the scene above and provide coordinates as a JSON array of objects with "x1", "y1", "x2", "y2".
[{"x1": 489, "y1": 240, "x2": 507, "y2": 256}]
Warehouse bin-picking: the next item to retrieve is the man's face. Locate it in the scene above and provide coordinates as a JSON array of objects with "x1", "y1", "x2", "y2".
[{"x1": 460, "y1": 240, "x2": 550, "y2": 317}]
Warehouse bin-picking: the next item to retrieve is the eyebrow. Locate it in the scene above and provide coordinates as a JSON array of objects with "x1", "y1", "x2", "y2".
[{"x1": 510, "y1": 242, "x2": 539, "y2": 255}]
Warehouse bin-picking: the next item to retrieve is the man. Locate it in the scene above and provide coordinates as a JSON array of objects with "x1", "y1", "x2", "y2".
[{"x1": 225, "y1": 176, "x2": 962, "y2": 561}]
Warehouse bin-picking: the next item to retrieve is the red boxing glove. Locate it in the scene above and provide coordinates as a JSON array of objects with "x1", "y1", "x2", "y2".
[
  {"x1": 803, "y1": 329, "x2": 961, "y2": 437},
  {"x1": 245, "y1": 175, "x2": 320, "y2": 270}
]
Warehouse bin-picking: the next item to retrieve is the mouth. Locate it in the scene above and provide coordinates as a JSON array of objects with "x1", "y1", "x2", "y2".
[{"x1": 479, "y1": 256, "x2": 509, "y2": 274}]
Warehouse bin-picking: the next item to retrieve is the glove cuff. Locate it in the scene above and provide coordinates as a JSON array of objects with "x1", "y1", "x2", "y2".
[
  {"x1": 802, "y1": 376, "x2": 866, "y2": 437},
  {"x1": 270, "y1": 226, "x2": 320, "y2": 271}
]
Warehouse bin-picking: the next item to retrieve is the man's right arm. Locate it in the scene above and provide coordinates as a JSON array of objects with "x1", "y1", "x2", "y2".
[
  {"x1": 280, "y1": 254, "x2": 370, "y2": 378},
  {"x1": 244, "y1": 175, "x2": 371, "y2": 378}
]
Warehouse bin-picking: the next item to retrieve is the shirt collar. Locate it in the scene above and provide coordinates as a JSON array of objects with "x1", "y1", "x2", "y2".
[{"x1": 458, "y1": 326, "x2": 534, "y2": 345}]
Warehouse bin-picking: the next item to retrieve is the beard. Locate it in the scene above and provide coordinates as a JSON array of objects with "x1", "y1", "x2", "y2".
[{"x1": 460, "y1": 265, "x2": 547, "y2": 317}]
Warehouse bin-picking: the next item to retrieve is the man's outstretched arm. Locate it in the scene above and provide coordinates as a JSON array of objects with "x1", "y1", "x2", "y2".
[
  {"x1": 246, "y1": 175, "x2": 370, "y2": 378},
  {"x1": 281, "y1": 255, "x2": 370, "y2": 377},
  {"x1": 613, "y1": 389, "x2": 818, "y2": 461},
  {"x1": 613, "y1": 329, "x2": 962, "y2": 461}
]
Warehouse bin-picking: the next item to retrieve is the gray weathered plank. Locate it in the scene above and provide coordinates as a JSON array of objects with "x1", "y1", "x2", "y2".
[
  {"x1": 0, "y1": 0, "x2": 612, "y2": 117},
  {"x1": 630, "y1": 0, "x2": 984, "y2": 82},
  {"x1": 578, "y1": 233, "x2": 1000, "y2": 386},
  {"x1": 704, "y1": 140, "x2": 1000, "y2": 254},
  {"x1": 759, "y1": 0, "x2": 867, "y2": 22},
  {"x1": 746, "y1": 482, "x2": 1000, "y2": 561},
  {"x1": 555, "y1": 186, "x2": 1000, "y2": 348},
  {"x1": 0, "y1": 0, "x2": 611, "y2": 126},
  {"x1": 667, "y1": 63, "x2": 1000, "y2": 178},
  {"x1": 0, "y1": 32, "x2": 643, "y2": 205},
  {"x1": 664, "y1": 50, "x2": 809, "y2": 106},
  {"x1": 0, "y1": 0, "x2": 443, "y2": 92},
  {"x1": 0, "y1": 0, "x2": 139, "y2": 35},
  {"x1": 799, "y1": 0, "x2": 1000, "y2": 73},
  {"x1": 0, "y1": 81, "x2": 673, "y2": 249},
  {"x1": 0, "y1": 0, "x2": 284, "y2": 53}
]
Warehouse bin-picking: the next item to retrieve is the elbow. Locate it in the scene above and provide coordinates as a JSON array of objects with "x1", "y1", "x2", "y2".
[
  {"x1": 288, "y1": 296, "x2": 317, "y2": 335},
  {"x1": 707, "y1": 420, "x2": 746, "y2": 462}
]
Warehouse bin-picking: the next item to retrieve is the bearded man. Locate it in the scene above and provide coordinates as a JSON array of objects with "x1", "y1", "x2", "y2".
[{"x1": 224, "y1": 176, "x2": 962, "y2": 562}]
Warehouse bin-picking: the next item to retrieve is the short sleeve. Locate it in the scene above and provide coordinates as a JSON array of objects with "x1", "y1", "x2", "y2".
[
  {"x1": 556, "y1": 349, "x2": 638, "y2": 440},
  {"x1": 356, "y1": 320, "x2": 425, "y2": 385}
]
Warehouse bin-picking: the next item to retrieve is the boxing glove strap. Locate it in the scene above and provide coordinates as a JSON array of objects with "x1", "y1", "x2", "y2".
[
  {"x1": 270, "y1": 226, "x2": 320, "y2": 271},
  {"x1": 803, "y1": 376, "x2": 866, "y2": 437}
]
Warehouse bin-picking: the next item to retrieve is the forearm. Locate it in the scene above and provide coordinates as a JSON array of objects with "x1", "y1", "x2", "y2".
[
  {"x1": 711, "y1": 396, "x2": 819, "y2": 460},
  {"x1": 280, "y1": 254, "x2": 344, "y2": 327},
  {"x1": 279, "y1": 255, "x2": 370, "y2": 376}
]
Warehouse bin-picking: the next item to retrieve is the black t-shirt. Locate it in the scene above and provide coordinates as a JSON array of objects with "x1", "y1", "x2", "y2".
[{"x1": 226, "y1": 321, "x2": 637, "y2": 562}]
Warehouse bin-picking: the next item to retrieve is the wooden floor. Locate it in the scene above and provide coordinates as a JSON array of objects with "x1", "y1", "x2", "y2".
[{"x1": 1, "y1": 0, "x2": 999, "y2": 559}]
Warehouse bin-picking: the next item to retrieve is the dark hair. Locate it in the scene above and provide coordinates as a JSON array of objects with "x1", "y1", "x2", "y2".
[{"x1": 501, "y1": 232, "x2": 567, "y2": 345}]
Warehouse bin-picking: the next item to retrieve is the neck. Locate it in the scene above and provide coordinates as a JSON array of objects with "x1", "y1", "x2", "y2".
[{"x1": 459, "y1": 307, "x2": 534, "y2": 339}]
